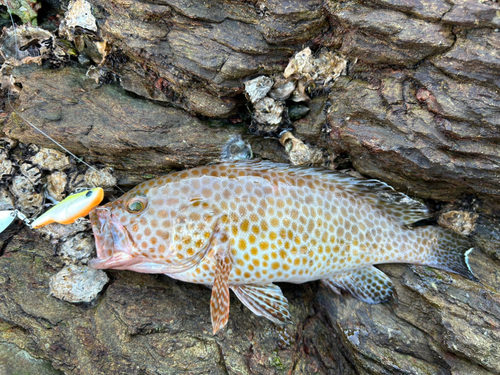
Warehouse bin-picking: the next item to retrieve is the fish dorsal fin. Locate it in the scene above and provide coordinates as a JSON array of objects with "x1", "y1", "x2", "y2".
[
  {"x1": 231, "y1": 283, "x2": 292, "y2": 325},
  {"x1": 228, "y1": 160, "x2": 429, "y2": 226},
  {"x1": 322, "y1": 266, "x2": 395, "y2": 304},
  {"x1": 340, "y1": 179, "x2": 430, "y2": 225},
  {"x1": 210, "y1": 244, "x2": 232, "y2": 334}
]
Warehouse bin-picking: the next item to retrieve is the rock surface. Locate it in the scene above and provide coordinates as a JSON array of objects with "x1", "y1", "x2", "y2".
[{"x1": 1, "y1": 0, "x2": 500, "y2": 374}]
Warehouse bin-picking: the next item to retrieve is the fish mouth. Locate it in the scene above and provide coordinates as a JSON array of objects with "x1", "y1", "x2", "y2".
[{"x1": 89, "y1": 207, "x2": 140, "y2": 270}]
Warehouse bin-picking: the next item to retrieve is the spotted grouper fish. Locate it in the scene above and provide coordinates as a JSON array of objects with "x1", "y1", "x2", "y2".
[{"x1": 89, "y1": 160, "x2": 476, "y2": 333}]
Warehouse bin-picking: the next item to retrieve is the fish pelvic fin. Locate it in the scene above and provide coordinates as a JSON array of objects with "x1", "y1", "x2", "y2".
[
  {"x1": 322, "y1": 266, "x2": 395, "y2": 304},
  {"x1": 210, "y1": 246, "x2": 233, "y2": 335},
  {"x1": 421, "y1": 226, "x2": 478, "y2": 282},
  {"x1": 231, "y1": 284, "x2": 293, "y2": 326}
]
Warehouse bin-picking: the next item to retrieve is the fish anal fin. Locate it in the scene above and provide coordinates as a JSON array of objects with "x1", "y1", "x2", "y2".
[
  {"x1": 322, "y1": 266, "x2": 395, "y2": 304},
  {"x1": 210, "y1": 246, "x2": 232, "y2": 334},
  {"x1": 231, "y1": 283, "x2": 292, "y2": 325}
]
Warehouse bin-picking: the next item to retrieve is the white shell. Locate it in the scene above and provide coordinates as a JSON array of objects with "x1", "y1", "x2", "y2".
[
  {"x1": 269, "y1": 81, "x2": 296, "y2": 101},
  {"x1": 284, "y1": 47, "x2": 347, "y2": 84},
  {"x1": 11, "y1": 176, "x2": 43, "y2": 214},
  {"x1": 253, "y1": 97, "x2": 285, "y2": 125},
  {"x1": 59, "y1": 233, "x2": 96, "y2": 263},
  {"x1": 47, "y1": 171, "x2": 68, "y2": 202},
  {"x1": 49, "y1": 264, "x2": 108, "y2": 303},
  {"x1": 65, "y1": 0, "x2": 98, "y2": 32},
  {"x1": 30, "y1": 148, "x2": 70, "y2": 171},
  {"x1": 244, "y1": 76, "x2": 274, "y2": 104},
  {"x1": 84, "y1": 167, "x2": 117, "y2": 189}
]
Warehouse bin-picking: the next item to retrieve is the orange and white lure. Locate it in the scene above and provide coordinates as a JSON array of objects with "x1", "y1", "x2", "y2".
[{"x1": 31, "y1": 188, "x2": 104, "y2": 229}]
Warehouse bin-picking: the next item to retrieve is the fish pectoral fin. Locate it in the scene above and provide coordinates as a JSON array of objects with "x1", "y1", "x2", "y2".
[
  {"x1": 322, "y1": 266, "x2": 395, "y2": 304},
  {"x1": 210, "y1": 247, "x2": 233, "y2": 335},
  {"x1": 231, "y1": 283, "x2": 292, "y2": 326}
]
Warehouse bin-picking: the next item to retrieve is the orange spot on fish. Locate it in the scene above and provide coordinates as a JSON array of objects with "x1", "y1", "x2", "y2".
[
  {"x1": 238, "y1": 239, "x2": 247, "y2": 251},
  {"x1": 240, "y1": 219, "x2": 250, "y2": 232}
]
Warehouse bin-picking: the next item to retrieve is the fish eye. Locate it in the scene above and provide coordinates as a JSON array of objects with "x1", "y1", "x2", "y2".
[{"x1": 126, "y1": 197, "x2": 147, "y2": 213}]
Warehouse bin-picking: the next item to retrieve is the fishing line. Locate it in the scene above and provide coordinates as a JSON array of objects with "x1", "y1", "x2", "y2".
[{"x1": 2, "y1": 0, "x2": 125, "y2": 194}]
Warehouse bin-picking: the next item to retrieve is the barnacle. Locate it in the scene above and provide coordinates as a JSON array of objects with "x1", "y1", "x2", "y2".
[
  {"x1": 30, "y1": 148, "x2": 70, "y2": 171},
  {"x1": 279, "y1": 131, "x2": 324, "y2": 166},
  {"x1": 244, "y1": 76, "x2": 274, "y2": 104},
  {"x1": 284, "y1": 47, "x2": 347, "y2": 84},
  {"x1": 438, "y1": 211, "x2": 478, "y2": 236},
  {"x1": 58, "y1": 232, "x2": 95, "y2": 263},
  {"x1": 284, "y1": 47, "x2": 313, "y2": 79},
  {"x1": 35, "y1": 220, "x2": 89, "y2": 239},
  {"x1": 0, "y1": 25, "x2": 66, "y2": 66},
  {"x1": 66, "y1": 168, "x2": 86, "y2": 192},
  {"x1": 0, "y1": 150, "x2": 14, "y2": 182},
  {"x1": 49, "y1": 264, "x2": 109, "y2": 303},
  {"x1": 19, "y1": 162, "x2": 42, "y2": 184},
  {"x1": 0, "y1": 188, "x2": 15, "y2": 210},
  {"x1": 47, "y1": 171, "x2": 68, "y2": 202},
  {"x1": 253, "y1": 97, "x2": 285, "y2": 128},
  {"x1": 280, "y1": 131, "x2": 311, "y2": 166},
  {"x1": 11, "y1": 175, "x2": 43, "y2": 214},
  {"x1": 84, "y1": 167, "x2": 117, "y2": 189}
]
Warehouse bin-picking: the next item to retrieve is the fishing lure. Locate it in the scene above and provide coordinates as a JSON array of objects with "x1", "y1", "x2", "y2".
[
  {"x1": 1, "y1": 188, "x2": 103, "y2": 232},
  {"x1": 0, "y1": 210, "x2": 17, "y2": 233},
  {"x1": 30, "y1": 187, "x2": 104, "y2": 228},
  {"x1": 88, "y1": 160, "x2": 477, "y2": 334}
]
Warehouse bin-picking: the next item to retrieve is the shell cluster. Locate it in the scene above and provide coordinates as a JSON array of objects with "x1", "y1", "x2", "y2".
[
  {"x1": 244, "y1": 47, "x2": 346, "y2": 166},
  {"x1": 0, "y1": 0, "x2": 112, "y2": 84},
  {"x1": 49, "y1": 264, "x2": 109, "y2": 303},
  {"x1": 0, "y1": 24, "x2": 67, "y2": 66},
  {"x1": 0, "y1": 139, "x2": 114, "y2": 302}
]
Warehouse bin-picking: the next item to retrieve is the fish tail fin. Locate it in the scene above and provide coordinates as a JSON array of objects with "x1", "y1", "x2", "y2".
[{"x1": 422, "y1": 226, "x2": 478, "y2": 282}]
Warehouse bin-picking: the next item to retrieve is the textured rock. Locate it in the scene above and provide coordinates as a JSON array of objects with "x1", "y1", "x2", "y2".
[
  {"x1": 327, "y1": 2, "x2": 453, "y2": 66},
  {"x1": 326, "y1": 63, "x2": 500, "y2": 209},
  {"x1": 432, "y1": 28, "x2": 500, "y2": 89},
  {"x1": 3, "y1": 65, "x2": 248, "y2": 179},
  {"x1": 1, "y1": 0, "x2": 500, "y2": 373},
  {"x1": 367, "y1": 0, "x2": 451, "y2": 21},
  {"x1": 91, "y1": 0, "x2": 327, "y2": 117},
  {"x1": 442, "y1": 0, "x2": 500, "y2": 28}
]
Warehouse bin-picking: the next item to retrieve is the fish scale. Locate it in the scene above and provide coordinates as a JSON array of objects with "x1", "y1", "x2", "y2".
[{"x1": 89, "y1": 160, "x2": 476, "y2": 334}]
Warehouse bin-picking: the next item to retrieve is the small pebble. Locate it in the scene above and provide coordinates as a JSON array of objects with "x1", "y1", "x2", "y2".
[{"x1": 49, "y1": 264, "x2": 109, "y2": 303}]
